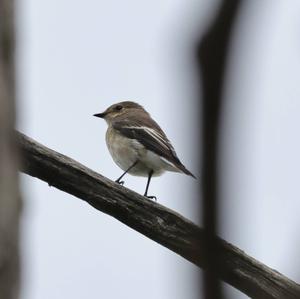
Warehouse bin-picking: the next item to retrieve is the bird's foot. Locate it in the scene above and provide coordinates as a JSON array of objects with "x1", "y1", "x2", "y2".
[
  {"x1": 115, "y1": 179, "x2": 124, "y2": 185},
  {"x1": 145, "y1": 195, "x2": 157, "y2": 201}
]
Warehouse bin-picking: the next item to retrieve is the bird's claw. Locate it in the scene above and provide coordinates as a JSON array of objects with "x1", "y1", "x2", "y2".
[
  {"x1": 115, "y1": 180, "x2": 124, "y2": 185},
  {"x1": 145, "y1": 195, "x2": 157, "y2": 201}
]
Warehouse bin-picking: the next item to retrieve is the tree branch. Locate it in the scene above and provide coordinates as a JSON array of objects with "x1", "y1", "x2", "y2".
[
  {"x1": 0, "y1": 1, "x2": 21, "y2": 298},
  {"x1": 198, "y1": 1, "x2": 241, "y2": 297},
  {"x1": 18, "y1": 132, "x2": 300, "y2": 299}
]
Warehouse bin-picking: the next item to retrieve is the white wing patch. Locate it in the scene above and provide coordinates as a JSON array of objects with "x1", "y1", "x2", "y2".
[
  {"x1": 120, "y1": 125, "x2": 183, "y2": 173},
  {"x1": 123, "y1": 126, "x2": 176, "y2": 154}
]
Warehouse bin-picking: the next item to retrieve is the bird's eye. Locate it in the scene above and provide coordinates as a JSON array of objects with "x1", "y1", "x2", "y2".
[{"x1": 115, "y1": 105, "x2": 123, "y2": 111}]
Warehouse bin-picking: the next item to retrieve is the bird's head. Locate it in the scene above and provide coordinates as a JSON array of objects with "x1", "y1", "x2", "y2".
[{"x1": 94, "y1": 101, "x2": 146, "y2": 124}]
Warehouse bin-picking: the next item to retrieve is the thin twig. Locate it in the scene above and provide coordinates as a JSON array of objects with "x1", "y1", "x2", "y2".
[{"x1": 198, "y1": 0, "x2": 241, "y2": 297}]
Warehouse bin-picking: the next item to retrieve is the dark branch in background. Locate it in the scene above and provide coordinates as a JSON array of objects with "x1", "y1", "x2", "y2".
[
  {"x1": 0, "y1": 1, "x2": 21, "y2": 299},
  {"x1": 197, "y1": 1, "x2": 241, "y2": 298},
  {"x1": 18, "y1": 132, "x2": 300, "y2": 299}
]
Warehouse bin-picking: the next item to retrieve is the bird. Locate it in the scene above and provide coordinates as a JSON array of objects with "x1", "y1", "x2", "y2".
[{"x1": 93, "y1": 101, "x2": 195, "y2": 199}]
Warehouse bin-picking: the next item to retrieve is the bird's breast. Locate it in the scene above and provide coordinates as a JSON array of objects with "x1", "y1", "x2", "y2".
[
  {"x1": 106, "y1": 127, "x2": 142, "y2": 172},
  {"x1": 105, "y1": 127, "x2": 176, "y2": 177}
]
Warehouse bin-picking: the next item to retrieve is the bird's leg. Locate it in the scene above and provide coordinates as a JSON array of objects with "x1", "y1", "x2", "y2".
[
  {"x1": 144, "y1": 170, "x2": 156, "y2": 201},
  {"x1": 115, "y1": 161, "x2": 138, "y2": 185}
]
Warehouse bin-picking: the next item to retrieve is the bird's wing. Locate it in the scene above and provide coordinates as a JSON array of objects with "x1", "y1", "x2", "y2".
[{"x1": 113, "y1": 118, "x2": 195, "y2": 178}]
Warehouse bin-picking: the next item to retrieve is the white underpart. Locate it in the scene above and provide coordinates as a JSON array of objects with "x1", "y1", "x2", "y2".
[{"x1": 106, "y1": 127, "x2": 180, "y2": 177}]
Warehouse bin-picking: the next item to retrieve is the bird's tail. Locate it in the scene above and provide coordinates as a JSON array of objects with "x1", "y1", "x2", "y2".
[{"x1": 176, "y1": 162, "x2": 196, "y2": 179}]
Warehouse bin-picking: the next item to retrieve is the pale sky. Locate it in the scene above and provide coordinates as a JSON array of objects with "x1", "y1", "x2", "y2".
[{"x1": 17, "y1": 1, "x2": 300, "y2": 298}]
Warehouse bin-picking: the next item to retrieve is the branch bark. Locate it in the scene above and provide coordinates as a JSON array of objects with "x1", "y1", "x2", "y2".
[
  {"x1": 18, "y1": 132, "x2": 300, "y2": 299},
  {"x1": 0, "y1": 1, "x2": 21, "y2": 298}
]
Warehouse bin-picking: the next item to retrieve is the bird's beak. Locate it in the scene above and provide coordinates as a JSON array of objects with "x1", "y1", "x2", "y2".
[{"x1": 93, "y1": 112, "x2": 106, "y2": 118}]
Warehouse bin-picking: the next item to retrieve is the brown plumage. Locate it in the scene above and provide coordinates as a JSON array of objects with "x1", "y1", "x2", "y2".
[
  {"x1": 112, "y1": 109, "x2": 195, "y2": 178},
  {"x1": 94, "y1": 101, "x2": 195, "y2": 198}
]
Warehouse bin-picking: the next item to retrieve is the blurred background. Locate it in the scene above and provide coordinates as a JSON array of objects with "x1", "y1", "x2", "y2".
[{"x1": 15, "y1": 0, "x2": 300, "y2": 298}]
